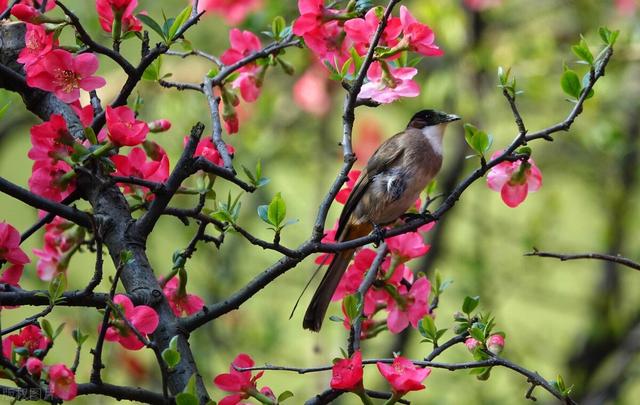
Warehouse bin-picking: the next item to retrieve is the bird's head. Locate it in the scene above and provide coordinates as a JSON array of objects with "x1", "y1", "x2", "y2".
[{"x1": 407, "y1": 109, "x2": 460, "y2": 129}]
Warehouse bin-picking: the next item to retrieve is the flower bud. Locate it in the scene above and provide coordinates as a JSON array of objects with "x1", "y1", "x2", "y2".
[
  {"x1": 487, "y1": 334, "x2": 505, "y2": 355},
  {"x1": 148, "y1": 119, "x2": 172, "y2": 133},
  {"x1": 26, "y1": 357, "x2": 43, "y2": 375},
  {"x1": 464, "y1": 337, "x2": 481, "y2": 352},
  {"x1": 11, "y1": 5, "x2": 43, "y2": 23}
]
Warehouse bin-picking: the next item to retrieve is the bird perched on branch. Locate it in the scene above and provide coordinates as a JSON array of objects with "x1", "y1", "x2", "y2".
[{"x1": 303, "y1": 109, "x2": 460, "y2": 331}]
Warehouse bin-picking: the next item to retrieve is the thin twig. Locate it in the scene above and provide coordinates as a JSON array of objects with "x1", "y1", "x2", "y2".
[{"x1": 525, "y1": 248, "x2": 640, "y2": 271}]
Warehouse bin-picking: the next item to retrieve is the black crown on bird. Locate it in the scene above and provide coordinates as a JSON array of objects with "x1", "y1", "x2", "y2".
[{"x1": 407, "y1": 109, "x2": 461, "y2": 129}]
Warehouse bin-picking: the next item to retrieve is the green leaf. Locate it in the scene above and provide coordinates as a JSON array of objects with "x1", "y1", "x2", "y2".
[
  {"x1": 425, "y1": 179, "x2": 437, "y2": 197},
  {"x1": 278, "y1": 391, "x2": 294, "y2": 402},
  {"x1": 168, "y1": 6, "x2": 192, "y2": 40},
  {"x1": 571, "y1": 37, "x2": 593, "y2": 65},
  {"x1": 48, "y1": 273, "x2": 67, "y2": 304},
  {"x1": 162, "y1": 348, "x2": 181, "y2": 369},
  {"x1": 598, "y1": 27, "x2": 619, "y2": 46},
  {"x1": 120, "y1": 250, "x2": 134, "y2": 266},
  {"x1": 142, "y1": 58, "x2": 161, "y2": 81},
  {"x1": 41, "y1": 319, "x2": 54, "y2": 340},
  {"x1": 272, "y1": 16, "x2": 286, "y2": 38},
  {"x1": 463, "y1": 124, "x2": 492, "y2": 155},
  {"x1": 169, "y1": 335, "x2": 179, "y2": 351},
  {"x1": 162, "y1": 17, "x2": 176, "y2": 39},
  {"x1": 419, "y1": 315, "x2": 437, "y2": 338},
  {"x1": 469, "y1": 326, "x2": 485, "y2": 342},
  {"x1": 267, "y1": 193, "x2": 286, "y2": 228},
  {"x1": 0, "y1": 102, "x2": 11, "y2": 121},
  {"x1": 560, "y1": 69, "x2": 581, "y2": 99},
  {"x1": 53, "y1": 322, "x2": 66, "y2": 339},
  {"x1": 343, "y1": 292, "x2": 362, "y2": 323},
  {"x1": 257, "y1": 205, "x2": 270, "y2": 224},
  {"x1": 242, "y1": 165, "x2": 256, "y2": 184},
  {"x1": 462, "y1": 296, "x2": 480, "y2": 315},
  {"x1": 137, "y1": 14, "x2": 166, "y2": 40},
  {"x1": 175, "y1": 393, "x2": 199, "y2": 405},
  {"x1": 84, "y1": 127, "x2": 98, "y2": 145},
  {"x1": 350, "y1": 47, "x2": 364, "y2": 74}
]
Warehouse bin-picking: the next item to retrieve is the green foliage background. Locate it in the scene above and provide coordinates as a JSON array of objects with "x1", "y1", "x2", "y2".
[{"x1": 0, "y1": 0, "x2": 639, "y2": 403}]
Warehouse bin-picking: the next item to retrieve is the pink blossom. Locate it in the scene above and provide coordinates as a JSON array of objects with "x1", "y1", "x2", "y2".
[
  {"x1": 386, "y1": 276, "x2": 431, "y2": 333},
  {"x1": 344, "y1": 8, "x2": 402, "y2": 56},
  {"x1": 221, "y1": 29, "x2": 262, "y2": 67},
  {"x1": 302, "y1": 20, "x2": 351, "y2": 66},
  {"x1": 26, "y1": 357, "x2": 43, "y2": 375},
  {"x1": 314, "y1": 223, "x2": 337, "y2": 265},
  {"x1": 214, "y1": 353, "x2": 271, "y2": 405},
  {"x1": 28, "y1": 160, "x2": 75, "y2": 201},
  {"x1": 48, "y1": 364, "x2": 77, "y2": 400},
  {"x1": 162, "y1": 277, "x2": 205, "y2": 317},
  {"x1": 11, "y1": 4, "x2": 43, "y2": 23},
  {"x1": 487, "y1": 150, "x2": 542, "y2": 208},
  {"x1": 105, "y1": 294, "x2": 159, "y2": 350},
  {"x1": 398, "y1": 6, "x2": 443, "y2": 57},
  {"x1": 354, "y1": 119, "x2": 383, "y2": 165},
  {"x1": 70, "y1": 102, "x2": 95, "y2": 127},
  {"x1": 148, "y1": 119, "x2": 172, "y2": 133},
  {"x1": 192, "y1": 137, "x2": 235, "y2": 166},
  {"x1": 487, "y1": 334, "x2": 505, "y2": 355},
  {"x1": 33, "y1": 245, "x2": 64, "y2": 281},
  {"x1": 26, "y1": 49, "x2": 105, "y2": 103},
  {"x1": 377, "y1": 356, "x2": 431, "y2": 395},
  {"x1": 464, "y1": 0, "x2": 503, "y2": 11},
  {"x1": 96, "y1": 0, "x2": 142, "y2": 33},
  {"x1": 330, "y1": 350, "x2": 363, "y2": 390},
  {"x1": 293, "y1": 64, "x2": 331, "y2": 117},
  {"x1": 292, "y1": 0, "x2": 327, "y2": 37},
  {"x1": 111, "y1": 147, "x2": 169, "y2": 195},
  {"x1": 336, "y1": 170, "x2": 361, "y2": 204},
  {"x1": 18, "y1": 23, "x2": 56, "y2": 67},
  {"x1": 105, "y1": 105, "x2": 149, "y2": 146},
  {"x1": 0, "y1": 222, "x2": 30, "y2": 266},
  {"x1": 28, "y1": 114, "x2": 74, "y2": 162},
  {"x1": 358, "y1": 61, "x2": 420, "y2": 104},
  {"x1": 0, "y1": 264, "x2": 24, "y2": 286},
  {"x1": 386, "y1": 232, "x2": 430, "y2": 262},
  {"x1": 43, "y1": 217, "x2": 75, "y2": 252},
  {"x1": 196, "y1": 0, "x2": 262, "y2": 25},
  {"x1": 465, "y1": 337, "x2": 481, "y2": 352},
  {"x1": 223, "y1": 111, "x2": 239, "y2": 134}
]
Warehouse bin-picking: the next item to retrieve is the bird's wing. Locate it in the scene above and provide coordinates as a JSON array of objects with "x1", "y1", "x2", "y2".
[{"x1": 337, "y1": 133, "x2": 405, "y2": 238}]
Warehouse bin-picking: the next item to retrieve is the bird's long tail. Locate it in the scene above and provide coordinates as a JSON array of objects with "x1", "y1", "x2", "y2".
[{"x1": 303, "y1": 223, "x2": 370, "y2": 331}]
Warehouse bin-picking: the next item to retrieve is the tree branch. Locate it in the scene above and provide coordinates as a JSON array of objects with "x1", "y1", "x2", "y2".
[{"x1": 525, "y1": 248, "x2": 640, "y2": 271}]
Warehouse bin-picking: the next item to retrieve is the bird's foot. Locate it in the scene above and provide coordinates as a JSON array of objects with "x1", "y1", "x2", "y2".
[
  {"x1": 371, "y1": 223, "x2": 386, "y2": 247},
  {"x1": 401, "y1": 211, "x2": 436, "y2": 224}
]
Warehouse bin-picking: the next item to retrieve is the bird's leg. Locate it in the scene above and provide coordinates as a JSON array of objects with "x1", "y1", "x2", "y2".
[
  {"x1": 370, "y1": 222, "x2": 386, "y2": 247},
  {"x1": 401, "y1": 211, "x2": 436, "y2": 225}
]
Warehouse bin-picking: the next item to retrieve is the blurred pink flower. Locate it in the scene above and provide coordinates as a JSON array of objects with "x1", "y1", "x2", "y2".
[
  {"x1": 487, "y1": 150, "x2": 542, "y2": 208},
  {"x1": 196, "y1": 0, "x2": 262, "y2": 25},
  {"x1": 293, "y1": 64, "x2": 331, "y2": 117},
  {"x1": 464, "y1": 0, "x2": 503, "y2": 11},
  {"x1": 48, "y1": 364, "x2": 77, "y2": 400}
]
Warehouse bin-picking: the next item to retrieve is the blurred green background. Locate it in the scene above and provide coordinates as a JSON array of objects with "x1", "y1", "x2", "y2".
[{"x1": 1, "y1": 0, "x2": 639, "y2": 403}]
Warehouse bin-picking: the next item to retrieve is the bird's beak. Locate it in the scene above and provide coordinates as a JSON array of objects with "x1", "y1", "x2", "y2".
[{"x1": 445, "y1": 114, "x2": 461, "y2": 123}]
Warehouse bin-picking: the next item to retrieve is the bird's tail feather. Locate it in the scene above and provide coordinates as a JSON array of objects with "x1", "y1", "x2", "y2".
[{"x1": 303, "y1": 223, "x2": 370, "y2": 332}]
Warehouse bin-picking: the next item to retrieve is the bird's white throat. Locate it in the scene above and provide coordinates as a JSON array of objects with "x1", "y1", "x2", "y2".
[{"x1": 421, "y1": 124, "x2": 446, "y2": 156}]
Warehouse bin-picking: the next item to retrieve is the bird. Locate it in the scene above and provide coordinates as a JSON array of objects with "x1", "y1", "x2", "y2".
[{"x1": 303, "y1": 109, "x2": 460, "y2": 331}]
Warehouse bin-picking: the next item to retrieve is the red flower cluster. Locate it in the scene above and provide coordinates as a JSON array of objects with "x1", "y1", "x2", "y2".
[
  {"x1": 95, "y1": 0, "x2": 142, "y2": 34},
  {"x1": 292, "y1": 1, "x2": 443, "y2": 105},
  {"x1": 0, "y1": 222, "x2": 30, "y2": 287}
]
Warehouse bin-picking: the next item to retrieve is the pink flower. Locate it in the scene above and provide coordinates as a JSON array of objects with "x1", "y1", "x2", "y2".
[
  {"x1": 293, "y1": 64, "x2": 331, "y2": 117},
  {"x1": 105, "y1": 294, "x2": 159, "y2": 350},
  {"x1": 386, "y1": 276, "x2": 431, "y2": 334},
  {"x1": 196, "y1": 0, "x2": 262, "y2": 25},
  {"x1": 0, "y1": 222, "x2": 30, "y2": 266},
  {"x1": 33, "y1": 245, "x2": 64, "y2": 281},
  {"x1": 214, "y1": 354, "x2": 270, "y2": 405},
  {"x1": 111, "y1": 147, "x2": 169, "y2": 195},
  {"x1": 162, "y1": 277, "x2": 205, "y2": 317},
  {"x1": 11, "y1": 4, "x2": 43, "y2": 23},
  {"x1": 465, "y1": 337, "x2": 481, "y2": 352},
  {"x1": 464, "y1": 0, "x2": 503, "y2": 11},
  {"x1": 354, "y1": 119, "x2": 383, "y2": 165},
  {"x1": 487, "y1": 150, "x2": 542, "y2": 208},
  {"x1": 314, "y1": 223, "x2": 337, "y2": 265},
  {"x1": 616, "y1": 0, "x2": 636, "y2": 15},
  {"x1": 398, "y1": 6, "x2": 443, "y2": 57},
  {"x1": 18, "y1": 23, "x2": 57, "y2": 67},
  {"x1": 487, "y1": 334, "x2": 505, "y2": 355},
  {"x1": 26, "y1": 357, "x2": 43, "y2": 375},
  {"x1": 386, "y1": 232, "x2": 430, "y2": 263},
  {"x1": 0, "y1": 264, "x2": 24, "y2": 286},
  {"x1": 292, "y1": 0, "x2": 327, "y2": 36},
  {"x1": 3, "y1": 325, "x2": 50, "y2": 362},
  {"x1": 377, "y1": 356, "x2": 431, "y2": 395},
  {"x1": 48, "y1": 364, "x2": 77, "y2": 400},
  {"x1": 70, "y1": 102, "x2": 95, "y2": 127},
  {"x1": 330, "y1": 350, "x2": 363, "y2": 390},
  {"x1": 358, "y1": 61, "x2": 420, "y2": 104},
  {"x1": 28, "y1": 160, "x2": 75, "y2": 202},
  {"x1": 223, "y1": 112, "x2": 239, "y2": 134},
  {"x1": 43, "y1": 217, "x2": 75, "y2": 252},
  {"x1": 96, "y1": 0, "x2": 142, "y2": 33},
  {"x1": 105, "y1": 105, "x2": 149, "y2": 146},
  {"x1": 192, "y1": 137, "x2": 235, "y2": 166},
  {"x1": 26, "y1": 49, "x2": 105, "y2": 103},
  {"x1": 336, "y1": 170, "x2": 361, "y2": 204},
  {"x1": 303, "y1": 20, "x2": 351, "y2": 66},
  {"x1": 344, "y1": 8, "x2": 402, "y2": 56},
  {"x1": 221, "y1": 29, "x2": 262, "y2": 67},
  {"x1": 148, "y1": 119, "x2": 172, "y2": 133},
  {"x1": 28, "y1": 114, "x2": 74, "y2": 162}
]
